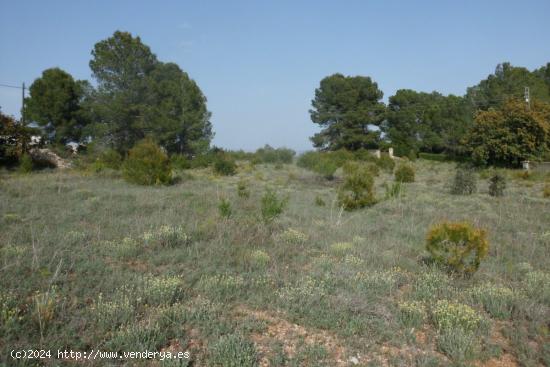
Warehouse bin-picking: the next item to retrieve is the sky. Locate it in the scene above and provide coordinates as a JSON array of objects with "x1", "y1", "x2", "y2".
[{"x1": 1, "y1": 0, "x2": 549, "y2": 151}]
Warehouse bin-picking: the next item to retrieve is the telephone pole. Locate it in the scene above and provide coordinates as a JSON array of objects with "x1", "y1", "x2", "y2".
[
  {"x1": 21, "y1": 82, "x2": 26, "y2": 125},
  {"x1": 524, "y1": 86, "x2": 530, "y2": 110}
]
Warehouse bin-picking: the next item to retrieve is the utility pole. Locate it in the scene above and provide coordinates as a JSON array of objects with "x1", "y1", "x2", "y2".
[
  {"x1": 21, "y1": 82, "x2": 26, "y2": 125},
  {"x1": 524, "y1": 86, "x2": 530, "y2": 110}
]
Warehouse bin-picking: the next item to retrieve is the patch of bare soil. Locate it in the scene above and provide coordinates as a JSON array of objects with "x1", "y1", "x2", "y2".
[{"x1": 235, "y1": 305, "x2": 351, "y2": 366}]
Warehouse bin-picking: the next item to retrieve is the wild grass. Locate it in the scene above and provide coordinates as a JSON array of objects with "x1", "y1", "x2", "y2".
[{"x1": 0, "y1": 159, "x2": 549, "y2": 365}]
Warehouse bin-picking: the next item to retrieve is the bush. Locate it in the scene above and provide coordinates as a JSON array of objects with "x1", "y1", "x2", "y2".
[
  {"x1": 544, "y1": 182, "x2": 550, "y2": 198},
  {"x1": 488, "y1": 173, "x2": 506, "y2": 197},
  {"x1": 237, "y1": 179, "x2": 250, "y2": 198},
  {"x1": 218, "y1": 198, "x2": 232, "y2": 219},
  {"x1": 254, "y1": 145, "x2": 295, "y2": 164},
  {"x1": 451, "y1": 168, "x2": 477, "y2": 195},
  {"x1": 122, "y1": 139, "x2": 172, "y2": 185},
  {"x1": 338, "y1": 163, "x2": 376, "y2": 210},
  {"x1": 214, "y1": 156, "x2": 237, "y2": 176},
  {"x1": 395, "y1": 164, "x2": 415, "y2": 182},
  {"x1": 376, "y1": 154, "x2": 395, "y2": 173},
  {"x1": 419, "y1": 152, "x2": 448, "y2": 162},
  {"x1": 261, "y1": 189, "x2": 287, "y2": 223},
  {"x1": 170, "y1": 154, "x2": 191, "y2": 170},
  {"x1": 314, "y1": 157, "x2": 338, "y2": 180},
  {"x1": 314, "y1": 195, "x2": 326, "y2": 206},
  {"x1": 426, "y1": 222, "x2": 489, "y2": 275},
  {"x1": 18, "y1": 153, "x2": 33, "y2": 173},
  {"x1": 384, "y1": 181, "x2": 403, "y2": 199}
]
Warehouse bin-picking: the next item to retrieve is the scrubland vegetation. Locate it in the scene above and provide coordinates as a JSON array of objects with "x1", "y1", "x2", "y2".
[{"x1": 1, "y1": 156, "x2": 549, "y2": 366}]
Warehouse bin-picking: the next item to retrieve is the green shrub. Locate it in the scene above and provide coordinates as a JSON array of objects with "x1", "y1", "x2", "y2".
[
  {"x1": 208, "y1": 334, "x2": 258, "y2": 367},
  {"x1": 376, "y1": 154, "x2": 395, "y2": 173},
  {"x1": 426, "y1": 222, "x2": 489, "y2": 275},
  {"x1": 468, "y1": 284, "x2": 518, "y2": 319},
  {"x1": 543, "y1": 182, "x2": 550, "y2": 198},
  {"x1": 419, "y1": 152, "x2": 448, "y2": 161},
  {"x1": 313, "y1": 157, "x2": 338, "y2": 180},
  {"x1": 451, "y1": 168, "x2": 477, "y2": 195},
  {"x1": 170, "y1": 154, "x2": 191, "y2": 170},
  {"x1": 218, "y1": 198, "x2": 232, "y2": 218},
  {"x1": 261, "y1": 189, "x2": 287, "y2": 223},
  {"x1": 407, "y1": 149, "x2": 417, "y2": 161},
  {"x1": 254, "y1": 145, "x2": 295, "y2": 164},
  {"x1": 122, "y1": 139, "x2": 172, "y2": 185},
  {"x1": 488, "y1": 173, "x2": 506, "y2": 197},
  {"x1": 214, "y1": 156, "x2": 237, "y2": 176},
  {"x1": 384, "y1": 181, "x2": 403, "y2": 199},
  {"x1": 296, "y1": 151, "x2": 320, "y2": 170},
  {"x1": 237, "y1": 179, "x2": 250, "y2": 198},
  {"x1": 99, "y1": 149, "x2": 122, "y2": 169},
  {"x1": 395, "y1": 164, "x2": 415, "y2": 182},
  {"x1": 18, "y1": 153, "x2": 33, "y2": 173},
  {"x1": 338, "y1": 163, "x2": 376, "y2": 210},
  {"x1": 314, "y1": 195, "x2": 326, "y2": 206},
  {"x1": 397, "y1": 301, "x2": 426, "y2": 328}
]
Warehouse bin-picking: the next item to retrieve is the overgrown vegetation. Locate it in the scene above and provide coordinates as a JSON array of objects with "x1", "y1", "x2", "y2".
[
  {"x1": 122, "y1": 139, "x2": 173, "y2": 185},
  {"x1": 1, "y1": 160, "x2": 549, "y2": 366},
  {"x1": 426, "y1": 222, "x2": 489, "y2": 275}
]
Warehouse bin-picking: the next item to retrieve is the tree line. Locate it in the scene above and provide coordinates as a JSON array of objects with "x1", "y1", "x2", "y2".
[
  {"x1": 2, "y1": 29, "x2": 550, "y2": 169},
  {"x1": 309, "y1": 62, "x2": 550, "y2": 166},
  {"x1": 17, "y1": 31, "x2": 212, "y2": 157}
]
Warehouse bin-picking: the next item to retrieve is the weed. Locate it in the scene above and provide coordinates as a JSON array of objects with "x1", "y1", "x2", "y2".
[
  {"x1": 218, "y1": 198, "x2": 232, "y2": 219},
  {"x1": 395, "y1": 164, "x2": 415, "y2": 182}
]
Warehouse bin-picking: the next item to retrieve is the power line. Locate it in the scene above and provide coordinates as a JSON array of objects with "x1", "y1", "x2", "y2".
[{"x1": 0, "y1": 83, "x2": 24, "y2": 89}]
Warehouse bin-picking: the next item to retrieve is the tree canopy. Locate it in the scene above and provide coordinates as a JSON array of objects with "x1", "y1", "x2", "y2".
[
  {"x1": 309, "y1": 73, "x2": 385, "y2": 151},
  {"x1": 382, "y1": 90, "x2": 472, "y2": 156},
  {"x1": 466, "y1": 62, "x2": 550, "y2": 110},
  {"x1": 465, "y1": 99, "x2": 550, "y2": 167},
  {"x1": 89, "y1": 31, "x2": 212, "y2": 154},
  {"x1": 24, "y1": 67, "x2": 90, "y2": 144}
]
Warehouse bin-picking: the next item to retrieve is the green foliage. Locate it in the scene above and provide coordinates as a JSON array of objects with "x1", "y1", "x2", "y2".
[
  {"x1": 488, "y1": 172, "x2": 507, "y2": 197},
  {"x1": 260, "y1": 189, "x2": 286, "y2": 224},
  {"x1": 468, "y1": 284, "x2": 518, "y2": 319},
  {"x1": 218, "y1": 198, "x2": 232, "y2": 219},
  {"x1": 122, "y1": 139, "x2": 172, "y2": 185},
  {"x1": 213, "y1": 156, "x2": 237, "y2": 176},
  {"x1": 544, "y1": 182, "x2": 550, "y2": 198},
  {"x1": 18, "y1": 154, "x2": 33, "y2": 173},
  {"x1": 314, "y1": 195, "x2": 326, "y2": 206},
  {"x1": 254, "y1": 145, "x2": 295, "y2": 164},
  {"x1": 451, "y1": 168, "x2": 477, "y2": 195},
  {"x1": 91, "y1": 148, "x2": 122, "y2": 172},
  {"x1": 208, "y1": 334, "x2": 258, "y2": 367},
  {"x1": 237, "y1": 179, "x2": 250, "y2": 198},
  {"x1": 384, "y1": 181, "x2": 403, "y2": 199},
  {"x1": 0, "y1": 111, "x2": 33, "y2": 166},
  {"x1": 310, "y1": 73, "x2": 385, "y2": 150},
  {"x1": 297, "y1": 151, "x2": 338, "y2": 179},
  {"x1": 376, "y1": 154, "x2": 395, "y2": 173},
  {"x1": 426, "y1": 222, "x2": 489, "y2": 275},
  {"x1": 466, "y1": 99, "x2": 550, "y2": 167},
  {"x1": 89, "y1": 31, "x2": 212, "y2": 153},
  {"x1": 418, "y1": 152, "x2": 448, "y2": 161},
  {"x1": 394, "y1": 164, "x2": 415, "y2": 182},
  {"x1": 466, "y1": 62, "x2": 550, "y2": 110},
  {"x1": 338, "y1": 162, "x2": 376, "y2": 210},
  {"x1": 24, "y1": 68, "x2": 90, "y2": 144},
  {"x1": 170, "y1": 154, "x2": 191, "y2": 170},
  {"x1": 383, "y1": 89, "x2": 472, "y2": 156}
]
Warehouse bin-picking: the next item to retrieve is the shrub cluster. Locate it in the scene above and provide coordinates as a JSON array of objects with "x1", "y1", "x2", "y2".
[
  {"x1": 488, "y1": 172, "x2": 506, "y2": 197},
  {"x1": 213, "y1": 155, "x2": 237, "y2": 176},
  {"x1": 451, "y1": 168, "x2": 477, "y2": 195},
  {"x1": 261, "y1": 189, "x2": 287, "y2": 223},
  {"x1": 394, "y1": 163, "x2": 415, "y2": 182},
  {"x1": 338, "y1": 163, "x2": 376, "y2": 210},
  {"x1": 122, "y1": 139, "x2": 172, "y2": 185},
  {"x1": 426, "y1": 222, "x2": 489, "y2": 275}
]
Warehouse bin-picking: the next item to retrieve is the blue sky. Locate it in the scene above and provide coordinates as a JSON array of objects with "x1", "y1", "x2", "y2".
[{"x1": 1, "y1": 0, "x2": 549, "y2": 151}]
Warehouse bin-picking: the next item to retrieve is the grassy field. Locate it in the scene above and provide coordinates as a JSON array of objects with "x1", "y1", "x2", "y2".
[{"x1": 1, "y1": 160, "x2": 549, "y2": 366}]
